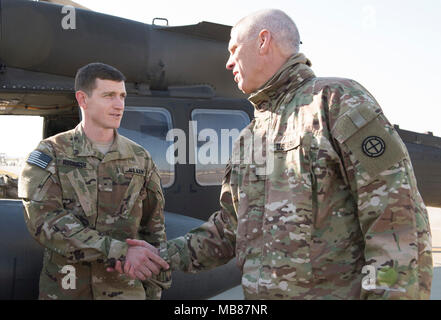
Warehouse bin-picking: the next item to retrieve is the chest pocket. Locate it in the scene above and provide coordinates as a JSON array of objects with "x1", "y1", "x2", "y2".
[
  {"x1": 273, "y1": 133, "x2": 304, "y2": 179},
  {"x1": 268, "y1": 133, "x2": 314, "y2": 282},
  {"x1": 116, "y1": 166, "x2": 147, "y2": 219},
  {"x1": 271, "y1": 132, "x2": 312, "y2": 219},
  {"x1": 236, "y1": 163, "x2": 266, "y2": 213},
  {"x1": 58, "y1": 159, "x2": 97, "y2": 218},
  {"x1": 234, "y1": 163, "x2": 267, "y2": 270}
]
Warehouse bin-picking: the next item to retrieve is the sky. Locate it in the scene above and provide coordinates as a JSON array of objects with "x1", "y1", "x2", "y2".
[{"x1": 1, "y1": 0, "x2": 441, "y2": 158}]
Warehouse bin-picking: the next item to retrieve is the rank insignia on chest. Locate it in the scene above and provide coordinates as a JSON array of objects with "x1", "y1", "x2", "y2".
[
  {"x1": 27, "y1": 150, "x2": 53, "y2": 169},
  {"x1": 125, "y1": 167, "x2": 145, "y2": 175},
  {"x1": 62, "y1": 159, "x2": 87, "y2": 168}
]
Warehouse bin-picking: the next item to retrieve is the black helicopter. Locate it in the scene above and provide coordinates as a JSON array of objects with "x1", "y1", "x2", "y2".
[{"x1": 0, "y1": 0, "x2": 440, "y2": 300}]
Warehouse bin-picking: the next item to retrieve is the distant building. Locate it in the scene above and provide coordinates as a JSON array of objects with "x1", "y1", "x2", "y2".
[{"x1": 0, "y1": 154, "x2": 6, "y2": 166}]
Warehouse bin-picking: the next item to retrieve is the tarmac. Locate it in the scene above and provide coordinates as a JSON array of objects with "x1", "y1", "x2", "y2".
[{"x1": 211, "y1": 206, "x2": 441, "y2": 300}]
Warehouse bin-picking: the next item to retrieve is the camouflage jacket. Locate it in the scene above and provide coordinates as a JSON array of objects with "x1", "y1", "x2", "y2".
[
  {"x1": 162, "y1": 54, "x2": 433, "y2": 299},
  {"x1": 18, "y1": 124, "x2": 171, "y2": 300}
]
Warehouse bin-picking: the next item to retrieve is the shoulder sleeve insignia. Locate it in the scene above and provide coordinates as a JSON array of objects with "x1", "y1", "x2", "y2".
[
  {"x1": 362, "y1": 136, "x2": 386, "y2": 158},
  {"x1": 331, "y1": 105, "x2": 407, "y2": 179},
  {"x1": 27, "y1": 150, "x2": 53, "y2": 169}
]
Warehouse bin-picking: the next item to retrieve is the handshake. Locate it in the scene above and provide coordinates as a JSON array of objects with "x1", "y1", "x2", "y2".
[{"x1": 106, "y1": 239, "x2": 170, "y2": 281}]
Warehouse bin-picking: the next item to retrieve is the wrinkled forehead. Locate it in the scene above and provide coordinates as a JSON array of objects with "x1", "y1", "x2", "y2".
[{"x1": 228, "y1": 25, "x2": 247, "y2": 50}]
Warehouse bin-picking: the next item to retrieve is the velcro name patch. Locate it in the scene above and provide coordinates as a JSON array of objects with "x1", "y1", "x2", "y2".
[
  {"x1": 274, "y1": 134, "x2": 301, "y2": 152},
  {"x1": 274, "y1": 140, "x2": 300, "y2": 152},
  {"x1": 125, "y1": 167, "x2": 145, "y2": 175},
  {"x1": 62, "y1": 159, "x2": 87, "y2": 168}
]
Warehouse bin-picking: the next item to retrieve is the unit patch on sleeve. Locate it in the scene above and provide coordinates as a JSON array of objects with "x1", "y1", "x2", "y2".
[
  {"x1": 362, "y1": 136, "x2": 386, "y2": 158},
  {"x1": 27, "y1": 150, "x2": 53, "y2": 169}
]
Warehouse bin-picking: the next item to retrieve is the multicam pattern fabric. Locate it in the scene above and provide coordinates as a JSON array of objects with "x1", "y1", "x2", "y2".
[
  {"x1": 18, "y1": 124, "x2": 171, "y2": 300},
  {"x1": 163, "y1": 53, "x2": 432, "y2": 299}
]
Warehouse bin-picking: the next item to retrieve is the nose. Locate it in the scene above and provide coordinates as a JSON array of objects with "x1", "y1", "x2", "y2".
[
  {"x1": 226, "y1": 54, "x2": 235, "y2": 70},
  {"x1": 114, "y1": 97, "x2": 124, "y2": 110}
]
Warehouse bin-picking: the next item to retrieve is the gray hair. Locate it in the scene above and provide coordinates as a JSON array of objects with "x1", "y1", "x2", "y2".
[{"x1": 234, "y1": 9, "x2": 301, "y2": 56}]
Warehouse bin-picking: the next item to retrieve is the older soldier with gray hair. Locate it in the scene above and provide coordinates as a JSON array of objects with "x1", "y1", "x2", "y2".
[{"x1": 119, "y1": 9, "x2": 433, "y2": 299}]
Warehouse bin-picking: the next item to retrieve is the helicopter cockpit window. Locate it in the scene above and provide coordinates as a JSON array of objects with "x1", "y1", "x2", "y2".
[
  {"x1": 119, "y1": 107, "x2": 174, "y2": 187},
  {"x1": 191, "y1": 109, "x2": 250, "y2": 186}
]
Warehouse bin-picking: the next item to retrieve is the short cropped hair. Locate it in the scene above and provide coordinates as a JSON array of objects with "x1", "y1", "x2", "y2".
[
  {"x1": 235, "y1": 9, "x2": 301, "y2": 56},
  {"x1": 75, "y1": 62, "x2": 126, "y2": 96}
]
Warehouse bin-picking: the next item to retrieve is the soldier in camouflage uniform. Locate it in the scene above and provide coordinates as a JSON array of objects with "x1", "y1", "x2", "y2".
[
  {"x1": 18, "y1": 63, "x2": 170, "y2": 300},
  {"x1": 126, "y1": 10, "x2": 433, "y2": 299}
]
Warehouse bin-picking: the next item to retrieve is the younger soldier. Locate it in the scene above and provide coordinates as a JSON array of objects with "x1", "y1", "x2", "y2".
[{"x1": 18, "y1": 63, "x2": 170, "y2": 300}]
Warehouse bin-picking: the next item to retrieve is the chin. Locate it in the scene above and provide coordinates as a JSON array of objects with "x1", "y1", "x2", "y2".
[
  {"x1": 240, "y1": 87, "x2": 252, "y2": 95},
  {"x1": 111, "y1": 119, "x2": 122, "y2": 127},
  {"x1": 238, "y1": 83, "x2": 248, "y2": 94},
  {"x1": 238, "y1": 82, "x2": 254, "y2": 95},
  {"x1": 103, "y1": 123, "x2": 119, "y2": 130}
]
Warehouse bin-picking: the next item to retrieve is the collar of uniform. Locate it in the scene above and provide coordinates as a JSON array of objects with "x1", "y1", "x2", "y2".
[
  {"x1": 72, "y1": 124, "x2": 135, "y2": 161},
  {"x1": 72, "y1": 123, "x2": 97, "y2": 157},
  {"x1": 248, "y1": 53, "x2": 315, "y2": 112},
  {"x1": 102, "y1": 132, "x2": 135, "y2": 163}
]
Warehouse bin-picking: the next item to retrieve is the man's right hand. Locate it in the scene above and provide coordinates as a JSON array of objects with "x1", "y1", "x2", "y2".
[{"x1": 107, "y1": 239, "x2": 169, "y2": 281}]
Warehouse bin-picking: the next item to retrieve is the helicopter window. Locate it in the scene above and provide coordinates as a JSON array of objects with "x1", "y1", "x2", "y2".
[
  {"x1": 191, "y1": 109, "x2": 250, "y2": 186},
  {"x1": 0, "y1": 115, "x2": 43, "y2": 199},
  {"x1": 119, "y1": 107, "x2": 174, "y2": 188}
]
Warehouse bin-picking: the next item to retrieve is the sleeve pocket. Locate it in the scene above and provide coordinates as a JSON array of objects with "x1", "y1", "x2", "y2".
[
  {"x1": 331, "y1": 105, "x2": 407, "y2": 179},
  {"x1": 18, "y1": 163, "x2": 52, "y2": 201}
]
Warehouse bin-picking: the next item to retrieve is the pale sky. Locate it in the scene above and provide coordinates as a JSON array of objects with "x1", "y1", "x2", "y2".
[{"x1": 1, "y1": 0, "x2": 440, "y2": 158}]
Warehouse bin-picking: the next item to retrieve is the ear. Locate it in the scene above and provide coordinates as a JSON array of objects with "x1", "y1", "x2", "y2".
[
  {"x1": 75, "y1": 90, "x2": 88, "y2": 111},
  {"x1": 258, "y1": 29, "x2": 272, "y2": 55}
]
